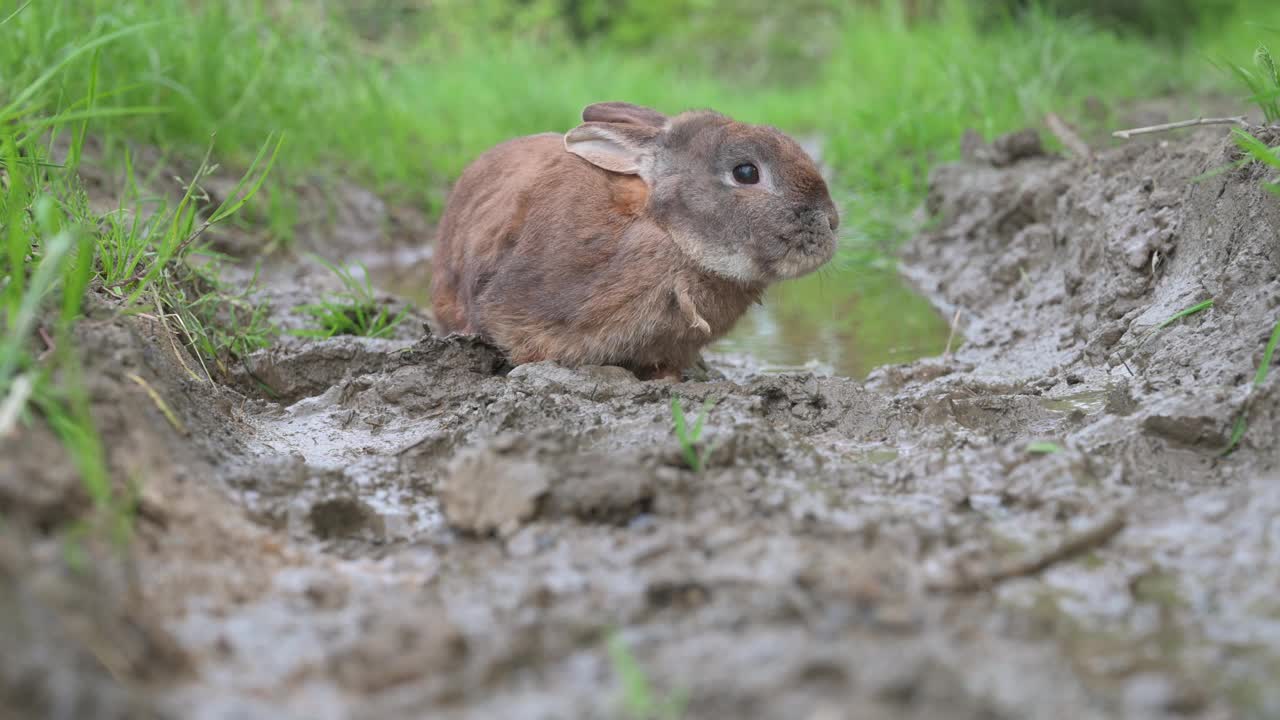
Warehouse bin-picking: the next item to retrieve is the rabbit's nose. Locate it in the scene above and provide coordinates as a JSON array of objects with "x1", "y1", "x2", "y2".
[{"x1": 805, "y1": 206, "x2": 838, "y2": 232}]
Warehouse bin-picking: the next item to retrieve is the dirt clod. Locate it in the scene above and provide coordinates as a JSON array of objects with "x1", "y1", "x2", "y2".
[{"x1": 439, "y1": 447, "x2": 550, "y2": 536}]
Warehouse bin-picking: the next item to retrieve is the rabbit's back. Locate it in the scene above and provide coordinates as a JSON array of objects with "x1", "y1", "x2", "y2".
[
  {"x1": 432, "y1": 133, "x2": 562, "y2": 334},
  {"x1": 432, "y1": 132, "x2": 661, "y2": 339}
]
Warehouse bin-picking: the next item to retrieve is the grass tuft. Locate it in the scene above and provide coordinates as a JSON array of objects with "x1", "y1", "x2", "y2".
[
  {"x1": 670, "y1": 396, "x2": 715, "y2": 473},
  {"x1": 1, "y1": 15, "x2": 282, "y2": 537},
  {"x1": 1225, "y1": 43, "x2": 1280, "y2": 121},
  {"x1": 1231, "y1": 128, "x2": 1280, "y2": 195},
  {"x1": 293, "y1": 255, "x2": 407, "y2": 340},
  {"x1": 92, "y1": 134, "x2": 285, "y2": 374}
]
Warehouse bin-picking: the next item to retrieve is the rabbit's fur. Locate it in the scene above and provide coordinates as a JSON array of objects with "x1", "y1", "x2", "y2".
[{"x1": 431, "y1": 102, "x2": 838, "y2": 380}]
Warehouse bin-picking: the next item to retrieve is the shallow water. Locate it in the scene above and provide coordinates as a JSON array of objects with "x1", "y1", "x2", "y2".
[
  {"x1": 368, "y1": 255, "x2": 954, "y2": 378},
  {"x1": 712, "y1": 262, "x2": 954, "y2": 377}
]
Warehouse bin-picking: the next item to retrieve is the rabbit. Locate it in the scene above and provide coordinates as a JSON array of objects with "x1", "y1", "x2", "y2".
[{"x1": 430, "y1": 101, "x2": 838, "y2": 380}]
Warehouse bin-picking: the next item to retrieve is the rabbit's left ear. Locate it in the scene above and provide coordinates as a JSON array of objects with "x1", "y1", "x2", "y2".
[
  {"x1": 582, "y1": 102, "x2": 668, "y2": 128},
  {"x1": 564, "y1": 121, "x2": 661, "y2": 179}
]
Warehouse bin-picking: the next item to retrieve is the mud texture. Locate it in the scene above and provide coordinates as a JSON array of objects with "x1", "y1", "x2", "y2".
[{"x1": 3, "y1": 125, "x2": 1280, "y2": 720}]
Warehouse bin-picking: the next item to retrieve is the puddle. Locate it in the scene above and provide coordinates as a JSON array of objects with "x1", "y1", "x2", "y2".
[
  {"x1": 368, "y1": 254, "x2": 954, "y2": 379},
  {"x1": 1040, "y1": 390, "x2": 1108, "y2": 416},
  {"x1": 712, "y1": 263, "x2": 955, "y2": 378}
]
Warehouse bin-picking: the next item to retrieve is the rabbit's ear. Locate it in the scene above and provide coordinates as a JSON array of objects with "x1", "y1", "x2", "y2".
[
  {"x1": 582, "y1": 102, "x2": 668, "y2": 128},
  {"x1": 564, "y1": 121, "x2": 661, "y2": 178}
]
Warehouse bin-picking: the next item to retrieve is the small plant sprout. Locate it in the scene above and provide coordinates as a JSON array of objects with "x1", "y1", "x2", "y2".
[
  {"x1": 1224, "y1": 315, "x2": 1280, "y2": 455},
  {"x1": 670, "y1": 395, "x2": 715, "y2": 473},
  {"x1": 294, "y1": 254, "x2": 408, "y2": 339},
  {"x1": 1026, "y1": 441, "x2": 1063, "y2": 455},
  {"x1": 606, "y1": 631, "x2": 688, "y2": 720}
]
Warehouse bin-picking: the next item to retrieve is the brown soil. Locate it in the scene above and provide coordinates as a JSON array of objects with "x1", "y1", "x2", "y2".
[{"x1": 3, "y1": 124, "x2": 1279, "y2": 720}]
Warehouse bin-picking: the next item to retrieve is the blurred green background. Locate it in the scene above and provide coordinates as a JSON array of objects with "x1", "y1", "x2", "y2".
[{"x1": 4, "y1": 0, "x2": 1277, "y2": 375}]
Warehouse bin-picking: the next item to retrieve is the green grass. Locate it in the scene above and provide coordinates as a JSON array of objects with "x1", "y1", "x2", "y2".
[
  {"x1": 1218, "y1": 42, "x2": 1280, "y2": 196},
  {"x1": 1026, "y1": 441, "x2": 1064, "y2": 455},
  {"x1": 670, "y1": 396, "x2": 714, "y2": 473},
  {"x1": 1, "y1": 13, "x2": 280, "y2": 531},
  {"x1": 1224, "y1": 43, "x2": 1280, "y2": 122},
  {"x1": 1253, "y1": 318, "x2": 1280, "y2": 387},
  {"x1": 1, "y1": 11, "x2": 129, "y2": 514},
  {"x1": 293, "y1": 255, "x2": 407, "y2": 340},
  {"x1": 1130, "y1": 298, "x2": 1214, "y2": 353},
  {"x1": 97, "y1": 135, "x2": 284, "y2": 374},
  {"x1": 1224, "y1": 316, "x2": 1280, "y2": 455},
  {"x1": 1232, "y1": 128, "x2": 1280, "y2": 195},
  {"x1": 2, "y1": 125, "x2": 113, "y2": 523},
  {"x1": 606, "y1": 631, "x2": 688, "y2": 720},
  {"x1": 1216, "y1": 38, "x2": 1280, "y2": 455},
  {"x1": 1157, "y1": 299, "x2": 1215, "y2": 330},
  {"x1": 5, "y1": 1, "x2": 1279, "y2": 240}
]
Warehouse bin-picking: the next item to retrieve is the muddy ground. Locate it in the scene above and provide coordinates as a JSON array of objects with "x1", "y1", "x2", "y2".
[{"x1": 3, "y1": 121, "x2": 1279, "y2": 720}]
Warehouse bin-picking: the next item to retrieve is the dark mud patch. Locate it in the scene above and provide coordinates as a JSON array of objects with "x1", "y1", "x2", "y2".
[
  {"x1": 5, "y1": 123, "x2": 1280, "y2": 719},
  {"x1": 0, "y1": 526, "x2": 191, "y2": 720}
]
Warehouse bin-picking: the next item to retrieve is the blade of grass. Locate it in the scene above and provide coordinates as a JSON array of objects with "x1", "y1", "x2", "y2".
[
  {"x1": 607, "y1": 632, "x2": 655, "y2": 719},
  {"x1": 1221, "y1": 316, "x2": 1280, "y2": 456},
  {"x1": 0, "y1": 373, "x2": 34, "y2": 436},
  {"x1": 606, "y1": 631, "x2": 687, "y2": 720},
  {"x1": 1254, "y1": 316, "x2": 1280, "y2": 387},
  {"x1": 690, "y1": 397, "x2": 715, "y2": 440},
  {"x1": 0, "y1": 232, "x2": 74, "y2": 384},
  {"x1": 67, "y1": 46, "x2": 99, "y2": 171},
  {"x1": 0, "y1": 1, "x2": 31, "y2": 28},
  {"x1": 1156, "y1": 299, "x2": 1215, "y2": 330},
  {"x1": 207, "y1": 132, "x2": 285, "y2": 224},
  {"x1": 670, "y1": 396, "x2": 700, "y2": 472},
  {"x1": 1233, "y1": 129, "x2": 1280, "y2": 172},
  {"x1": 0, "y1": 22, "x2": 164, "y2": 122},
  {"x1": 2, "y1": 131, "x2": 29, "y2": 319}
]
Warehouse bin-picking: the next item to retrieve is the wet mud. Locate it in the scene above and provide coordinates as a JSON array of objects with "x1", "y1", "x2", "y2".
[{"x1": 3, "y1": 124, "x2": 1280, "y2": 720}]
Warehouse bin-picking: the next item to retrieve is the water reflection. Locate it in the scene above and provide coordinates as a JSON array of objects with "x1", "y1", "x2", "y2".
[
  {"x1": 713, "y1": 263, "x2": 954, "y2": 378},
  {"x1": 367, "y1": 255, "x2": 952, "y2": 379}
]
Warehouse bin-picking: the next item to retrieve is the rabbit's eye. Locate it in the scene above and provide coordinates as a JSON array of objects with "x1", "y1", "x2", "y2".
[{"x1": 732, "y1": 163, "x2": 760, "y2": 185}]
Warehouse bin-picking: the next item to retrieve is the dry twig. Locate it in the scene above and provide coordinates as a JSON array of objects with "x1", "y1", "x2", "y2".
[
  {"x1": 943, "y1": 307, "x2": 962, "y2": 359},
  {"x1": 127, "y1": 372, "x2": 188, "y2": 435},
  {"x1": 37, "y1": 326, "x2": 56, "y2": 357},
  {"x1": 1046, "y1": 112, "x2": 1092, "y2": 159},
  {"x1": 1112, "y1": 116, "x2": 1248, "y2": 140},
  {"x1": 928, "y1": 510, "x2": 1126, "y2": 593}
]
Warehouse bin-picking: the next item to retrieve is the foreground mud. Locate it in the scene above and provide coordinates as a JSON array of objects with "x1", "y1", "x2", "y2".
[{"x1": 4, "y1": 125, "x2": 1280, "y2": 720}]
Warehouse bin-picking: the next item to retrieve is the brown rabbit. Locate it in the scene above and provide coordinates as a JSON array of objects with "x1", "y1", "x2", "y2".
[{"x1": 431, "y1": 102, "x2": 838, "y2": 380}]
